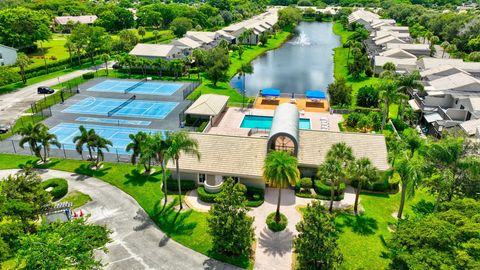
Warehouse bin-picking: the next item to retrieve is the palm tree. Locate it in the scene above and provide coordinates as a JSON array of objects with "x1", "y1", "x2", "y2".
[
  {"x1": 395, "y1": 156, "x2": 423, "y2": 219},
  {"x1": 263, "y1": 151, "x2": 300, "y2": 222},
  {"x1": 380, "y1": 62, "x2": 396, "y2": 79},
  {"x1": 64, "y1": 40, "x2": 76, "y2": 65},
  {"x1": 38, "y1": 129, "x2": 61, "y2": 164},
  {"x1": 138, "y1": 135, "x2": 156, "y2": 175},
  {"x1": 218, "y1": 39, "x2": 230, "y2": 50},
  {"x1": 73, "y1": 125, "x2": 96, "y2": 161},
  {"x1": 169, "y1": 60, "x2": 183, "y2": 80},
  {"x1": 151, "y1": 133, "x2": 170, "y2": 207},
  {"x1": 239, "y1": 29, "x2": 254, "y2": 46},
  {"x1": 401, "y1": 128, "x2": 422, "y2": 158},
  {"x1": 348, "y1": 158, "x2": 377, "y2": 215},
  {"x1": 326, "y1": 142, "x2": 354, "y2": 172},
  {"x1": 166, "y1": 131, "x2": 200, "y2": 210},
  {"x1": 16, "y1": 53, "x2": 32, "y2": 84},
  {"x1": 92, "y1": 135, "x2": 112, "y2": 169},
  {"x1": 237, "y1": 45, "x2": 245, "y2": 60},
  {"x1": 101, "y1": 53, "x2": 110, "y2": 76},
  {"x1": 18, "y1": 123, "x2": 45, "y2": 161},
  {"x1": 153, "y1": 58, "x2": 168, "y2": 78},
  {"x1": 440, "y1": 41, "x2": 450, "y2": 58},
  {"x1": 378, "y1": 80, "x2": 405, "y2": 130},
  {"x1": 317, "y1": 157, "x2": 343, "y2": 212},
  {"x1": 153, "y1": 30, "x2": 159, "y2": 43},
  {"x1": 237, "y1": 63, "x2": 253, "y2": 109},
  {"x1": 137, "y1": 26, "x2": 146, "y2": 40},
  {"x1": 445, "y1": 44, "x2": 457, "y2": 58},
  {"x1": 126, "y1": 131, "x2": 148, "y2": 165}
]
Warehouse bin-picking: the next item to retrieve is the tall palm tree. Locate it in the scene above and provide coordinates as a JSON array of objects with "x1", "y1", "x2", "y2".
[
  {"x1": 237, "y1": 63, "x2": 253, "y2": 109},
  {"x1": 440, "y1": 41, "x2": 450, "y2": 58},
  {"x1": 166, "y1": 131, "x2": 200, "y2": 210},
  {"x1": 378, "y1": 80, "x2": 405, "y2": 130},
  {"x1": 348, "y1": 158, "x2": 377, "y2": 215},
  {"x1": 18, "y1": 122, "x2": 45, "y2": 161},
  {"x1": 100, "y1": 53, "x2": 110, "y2": 76},
  {"x1": 92, "y1": 136, "x2": 112, "y2": 169},
  {"x1": 126, "y1": 131, "x2": 148, "y2": 165},
  {"x1": 317, "y1": 157, "x2": 343, "y2": 212},
  {"x1": 138, "y1": 135, "x2": 156, "y2": 175},
  {"x1": 401, "y1": 128, "x2": 422, "y2": 158},
  {"x1": 64, "y1": 40, "x2": 76, "y2": 65},
  {"x1": 263, "y1": 151, "x2": 300, "y2": 222},
  {"x1": 326, "y1": 142, "x2": 354, "y2": 182},
  {"x1": 395, "y1": 156, "x2": 423, "y2": 219},
  {"x1": 150, "y1": 133, "x2": 171, "y2": 207},
  {"x1": 38, "y1": 129, "x2": 61, "y2": 164},
  {"x1": 73, "y1": 125, "x2": 96, "y2": 161}
]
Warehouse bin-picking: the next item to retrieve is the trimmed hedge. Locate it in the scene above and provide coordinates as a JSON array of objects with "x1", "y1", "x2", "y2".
[
  {"x1": 266, "y1": 212, "x2": 288, "y2": 232},
  {"x1": 166, "y1": 179, "x2": 196, "y2": 191},
  {"x1": 314, "y1": 180, "x2": 346, "y2": 196},
  {"x1": 82, "y1": 72, "x2": 95, "y2": 79},
  {"x1": 196, "y1": 121, "x2": 208, "y2": 132},
  {"x1": 351, "y1": 179, "x2": 398, "y2": 192},
  {"x1": 41, "y1": 178, "x2": 68, "y2": 200},
  {"x1": 197, "y1": 186, "x2": 221, "y2": 203},
  {"x1": 245, "y1": 186, "x2": 265, "y2": 207}
]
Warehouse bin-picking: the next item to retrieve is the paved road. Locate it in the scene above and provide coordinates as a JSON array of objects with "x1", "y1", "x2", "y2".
[
  {"x1": 0, "y1": 62, "x2": 112, "y2": 126},
  {"x1": 0, "y1": 169, "x2": 239, "y2": 270}
]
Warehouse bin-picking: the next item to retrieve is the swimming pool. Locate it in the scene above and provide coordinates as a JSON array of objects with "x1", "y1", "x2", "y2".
[
  {"x1": 87, "y1": 79, "x2": 183, "y2": 95},
  {"x1": 50, "y1": 123, "x2": 164, "y2": 154},
  {"x1": 240, "y1": 115, "x2": 311, "y2": 130},
  {"x1": 62, "y1": 97, "x2": 178, "y2": 119}
]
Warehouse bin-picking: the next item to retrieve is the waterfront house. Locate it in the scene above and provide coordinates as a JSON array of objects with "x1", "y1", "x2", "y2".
[
  {"x1": 129, "y1": 44, "x2": 183, "y2": 60},
  {"x1": 171, "y1": 37, "x2": 202, "y2": 56},
  {"x1": 385, "y1": 43, "x2": 430, "y2": 57},
  {"x1": 374, "y1": 56, "x2": 417, "y2": 74}
]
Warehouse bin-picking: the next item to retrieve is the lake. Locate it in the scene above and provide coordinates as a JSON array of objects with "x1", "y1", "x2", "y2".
[{"x1": 231, "y1": 21, "x2": 341, "y2": 96}]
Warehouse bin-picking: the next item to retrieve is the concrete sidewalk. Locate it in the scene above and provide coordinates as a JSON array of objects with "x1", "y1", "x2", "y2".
[{"x1": 0, "y1": 62, "x2": 112, "y2": 126}]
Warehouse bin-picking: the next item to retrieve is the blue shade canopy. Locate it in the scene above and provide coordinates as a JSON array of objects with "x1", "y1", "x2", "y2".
[
  {"x1": 261, "y1": 88, "x2": 281, "y2": 97},
  {"x1": 306, "y1": 90, "x2": 326, "y2": 99}
]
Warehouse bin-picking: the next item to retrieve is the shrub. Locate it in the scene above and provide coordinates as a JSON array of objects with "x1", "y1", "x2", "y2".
[
  {"x1": 41, "y1": 178, "x2": 68, "y2": 200},
  {"x1": 365, "y1": 65, "x2": 373, "y2": 77},
  {"x1": 197, "y1": 186, "x2": 221, "y2": 203},
  {"x1": 356, "y1": 85, "x2": 379, "y2": 108},
  {"x1": 266, "y1": 212, "x2": 288, "y2": 232},
  {"x1": 82, "y1": 72, "x2": 95, "y2": 79},
  {"x1": 314, "y1": 180, "x2": 346, "y2": 197},
  {"x1": 245, "y1": 186, "x2": 264, "y2": 207},
  {"x1": 346, "y1": 112, "x2": 362, "y2": 127},
  {"x1": 196, "y1": 121, "x2": 208, "y2": 132},
  {"x1": 300, "y1": 177, "x2": 312, "y2": 189},
  {"x1": 391, "y1": 118, "x2": 409, "y2": 132},
  {"x1": 166, "y1": 179, "x2": 196, "y2": 191}
]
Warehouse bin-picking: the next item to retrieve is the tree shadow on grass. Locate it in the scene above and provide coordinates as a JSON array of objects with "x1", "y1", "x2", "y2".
[
  {"x1": 339, "y1": 214, "x2": 379, "y2": 236},
  {"x1": 153, "y1": 198, "x2": 197, "y2": 237},
  {"x1": 73, "y1": 163, "x2": 110, "y2": 179},
  {"x1": 123, "y1": 169, "x2": 161, "y2": 186}
]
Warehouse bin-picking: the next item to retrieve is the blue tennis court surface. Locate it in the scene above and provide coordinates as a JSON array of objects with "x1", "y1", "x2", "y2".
[
  {"x1": 50, "y1": 123, "x2": 163, "y2": 154},
  {"x1": 63, "y1": 97, "x2": 178, "y2": 119},
  {"x1": 76, "y1": 117, "x2": 151, "y2": 126},
  {"x1": 87, "y1": 79, "x2": 182, "y2": 95}
]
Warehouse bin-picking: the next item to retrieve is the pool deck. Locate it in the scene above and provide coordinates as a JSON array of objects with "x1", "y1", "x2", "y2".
[
  {"x1": 253, "y1": 96, "x2": 329, "y2": 112},
  {"x1": 207, "y1": 107, "x2": 341, "y2": 136}
]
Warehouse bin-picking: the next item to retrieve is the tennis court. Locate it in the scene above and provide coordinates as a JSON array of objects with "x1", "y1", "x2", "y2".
[
  {"x1": 50, "y1": 123, "x2": 164, "y2": 154},
  {"x1": 87, "y1": 79, "x2": 182, "y2": 95},
  {"x1": 76, "y1": 117, "x2": 151, "y2": 126},
  {"x1": 62, "y1": 97, "x2": 178, "y2": 119}
]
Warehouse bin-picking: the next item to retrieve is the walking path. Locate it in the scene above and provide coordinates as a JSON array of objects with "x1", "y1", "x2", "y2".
[
  {"x1": 0, "y1": 169, "x2": 239, "y2": 270},
  {"x1": 185, "y1": 186, "x2": 357, "y2": 270},
  {"x1": 0, "y1": 62, "x2": 112, "y2": 126}
]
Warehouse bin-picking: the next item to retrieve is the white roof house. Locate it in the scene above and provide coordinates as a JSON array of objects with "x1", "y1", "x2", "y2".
[
  {"x1": 460, "y1": 118, "x2": 480, "y2": 136},
  {"x1": 380, "y1": 48, "x2": 417, "y2": 59},
  {"x1": 185, "y1": 31, "x2": 217, "y2": 45},
  {"x1": 426, "y1": 73, "x2": 480, "y2": 95},
  {"x1": 373, "y1": 31, "x2": 411, "y2": 41},
  {"x1": 53, "y1": 15, "x2": 98, "y2": 25},
  {"x1": 420, "y1": 65, "x2": 470, "y2": 81},
  {"x1": 379, "y1": 26, "x2": 410, "y2": 33},
  {"x1": 171, "y1": 37, "x2": 202, "y2": 50},
  {"x1": 0, "y1": 44, "x2": 18, "y2": 66},
  {"x1": 374, "y1": 56, "x2": 417, "y2": 74},
  {"x1": 185, "y1": 94, "x2": 229, "y2": 116},
  {"x1": 348, "y1": 10, "x2": 380, "y2": 25},
  {"x1": 417, "y1": 58, "x2": 480, "y2": 76},
  {"x1": 375, "y1": 36, "x2": 406, "y2": 46},
  {"x1": 129, "y1": 44, "x2": 182, "y2": 60},
  {"x1": 385, "y1": 43, "x2": 430, "y2": 57},
  {"x1": 371, "y1": 19, "x2": 396, "y2": 29}
]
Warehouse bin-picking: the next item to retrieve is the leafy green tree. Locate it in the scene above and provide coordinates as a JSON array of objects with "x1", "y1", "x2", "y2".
[
  {"x1": 166, "y1": 131, "x2": 200, "y2": 210},
  {"x1": 92, "y1": 135, "x2": 112, "y2": 169},
  {"x1": 170, "y1": 17, "x2": 193, "y2": 37},
  {"x1": 401, "y1": 128, "x2": 422, "y2": 158},
  {"x1": 263, "y1": 151, "x2": 299, "y2": 222},
  {"x1": 387, "y1": 199, "x2": 480, "y2": 270},
  {"x1": 348, "y1": 47, "x2": 369, "y2": 79},
  {"x1": 468, "y1": 51, "x2": 480, "y2": 62},
  {"x1": 17, "y1": 218, "x2": 111, "y2": 270},
  {"x1": 137, "y1": 7, "x2": 163, "y2": 29},
  {"x1": 445, "y1": 44, "x2": 457, "y2": 58},
  {"x1": 15, "y1": 53, "x2": 32, "y2": 84},
  {"x1": 294, "y1": 200, "x2": 343, "y2": 269},
  {"x1": 356, "y1": 85, "x2": 379, "y2": 108},
  {"x1": 112, "y1": 29, "x2": 139, "y2": 52},
  {"x1": 68, "y1": 24, "x2": 111, "y2": 64},
  {"x1": 395, "y1": 155, "x2": 423, "y2": 219},
  {"x1": 205, "y1": 47, "x2": 230, "y2": 86},
  {"x1": 327, "y1": 77, "x2": 352, "y2": 106},
  {"x1": 0, "y1": 7, "x2": 51, "y2": 48},
  {"x1": 277, "y1": 7, "x2": 302, "y2": 30},
  {"x1": 348, "y1": 158, "x2": 377, "y2": 215},
  {"x1": 137, "y1": 26, "x2": 146, "y2": 39},
  {"x1": 95, "y1": 5, "x2": 134, "y2": 32},
  {"x1": 0, "y1": 173, "x2": 50, "y2": 233},
  {"x1": 259, "y1": 33, "x2": 269, "y2": 46},
  {"x1": 153, "y1": 30, "x2": 160, "y2": 43},
  {"x1": 380, "y1": 62, "x2": 396, "y2": 79},
  {"x1": 153, "y1": 58, "x2": 168, "y2": 78},
  {"x1": 207, "y1": 178, "x2": 254, "y2": 256},
  {"x1": 237, "y1": 45, "x2": 245, "y2": 60},
  {"x1": 0, "y1": 66, "x2": 20, "y2": 86},
  {"x1": 100, "y1": 53, "x2": 110, "y2": 76},
  {"x1": 467, "y1": 35, "x2": 480, "y2": 51},
  {"x1": 239, "y1": 29, "x2": 254, "y2": 45}
]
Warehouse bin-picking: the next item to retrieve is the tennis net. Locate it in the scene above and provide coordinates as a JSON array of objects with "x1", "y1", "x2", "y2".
[
  {"x1": 124, "y1": 78, "x2": 147, "y2": 94},
  {"x1": 107, "y1": 95, "x2": 136, "y2": 117}
]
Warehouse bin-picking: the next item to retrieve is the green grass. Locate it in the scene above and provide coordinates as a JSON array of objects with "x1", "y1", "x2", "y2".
[
  {"x1": 0, "y1": 153, "x2": 252, "y2": 269},
  {"x1": 0, "y1": 115, "x2": 45, "y2": 141},
  {"x1": 28, "y1": 34, "x2": 70, "y2": 70},
  {"x1": 60, "y1": 191, "x2": 92, "y2": 209},
  {"x1": 335, "y1": 189, "x2": 434, "y2": 269},
  {"x1": 189, "y1": 31, "x2": 292, "y2": 104},
  {"x1": 332, "y1": 22, "x2": 381, "y2": 107}
]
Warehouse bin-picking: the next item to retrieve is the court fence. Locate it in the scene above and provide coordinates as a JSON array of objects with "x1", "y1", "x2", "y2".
[
  {"x1": 183, "y1": 81, "x2": 202, "y2": 100},
  {"x1": 30, "y1": 87, "x2": 78, "y2": 115}
]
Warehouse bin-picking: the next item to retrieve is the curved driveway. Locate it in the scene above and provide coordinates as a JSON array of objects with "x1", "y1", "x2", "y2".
[{"x1": 0, "y1": 169, "x2": 239, "y2": 270}]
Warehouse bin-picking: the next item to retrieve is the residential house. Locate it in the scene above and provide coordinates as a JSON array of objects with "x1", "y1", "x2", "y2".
[
  {"x1": 385, "y1": 43, "x2": 430, "y2": 57},
  {"x1": 374, "y1": 56, "x2": 417, "y2": 74},
  {"x1": 171, "y1": 37, "x2": 202, "y2": 56},
  {"x1": 379, "y1": 48, "x2": 417, "y2": 59},
  {"x1": 0, "y1": 44, "x2": 17, "y2": 66},
  {"x1": 379, "y1": 26, "x2": 410, "y2": 33},
  {"x1": 129, "y1": 44, "x2": 183, "y2": 60},
  {"x1": 185, "y1": 31, "x2": 218, "y2": 49},
  {"x1": 417, "y1": 58, "x2": 480, "y2": 77},
  {"x1": 347, "y1": 10, "x2": 380, "y2": 28},
  {"x1": 420, "y1": 65, "x2": 471, "y2": 81}
]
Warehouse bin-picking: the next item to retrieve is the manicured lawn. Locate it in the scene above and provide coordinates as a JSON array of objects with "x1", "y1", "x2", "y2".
[
  {"x1": 29, "y1": 34, "x2": 70, "y2": 70},
  {"x1": 0, "y1": 153, "x2": 252, "y2": 269},
  {"x1": 0, "y1": 115, "x2": 45, "y2": 141},
  {"x1": 188, "y1": 31, "x2": 292, "y2": 104},
  {"x1": 61, "y1": 191, "x2": 92, "y2": 209},
  {"x1": 332, "y1": 22, "x2": 381, "y2": 107}
]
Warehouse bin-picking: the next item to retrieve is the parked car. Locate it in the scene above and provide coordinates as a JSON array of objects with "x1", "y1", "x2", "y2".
[
  {"x1": 0, "y1": 125, "x2": 9, "y2": 134},
  {"x1": 37, "y1": 86, "x2": 54, "y2": 94},
  {"x1": 112, "y1": 63, "x2": 122, "y2": 69}
]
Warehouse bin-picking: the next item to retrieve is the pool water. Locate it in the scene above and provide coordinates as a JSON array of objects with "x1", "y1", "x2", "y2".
[{"x1": 240, "y1": 115, "x2": 311, "y2": 130}]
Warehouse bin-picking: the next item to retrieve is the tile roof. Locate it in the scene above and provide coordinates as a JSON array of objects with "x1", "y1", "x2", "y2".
[
  {"x1": 185, "y1": 94, "x2": 229, "y2": 116},
  {"x1": 129, "y1": 44, "x2": 178, "y2": 58},
  {"x1": 54, "y1": 15, "x2": 97, "y2": 25}
]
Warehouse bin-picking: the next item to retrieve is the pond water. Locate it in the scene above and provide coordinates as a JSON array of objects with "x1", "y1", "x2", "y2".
[{"x1": 231, "y1": 21, "x2": 341, "y2": 96}]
